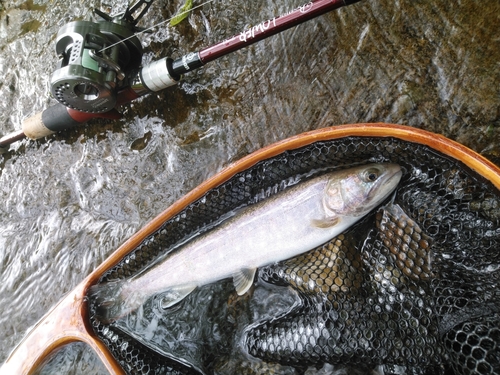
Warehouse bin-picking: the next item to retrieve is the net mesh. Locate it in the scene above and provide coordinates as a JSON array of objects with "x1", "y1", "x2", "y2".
[{"x1": 88, "y1": 136, "x2": 500, "y2": 375}]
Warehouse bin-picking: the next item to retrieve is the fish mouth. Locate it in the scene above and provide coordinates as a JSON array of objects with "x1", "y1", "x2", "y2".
[
  {"x1": 369, "y1": 163, "x2": 403, "y2": 203},
  {"x1": 384, "y1": 164, "x2": 403, "y2": 186}
]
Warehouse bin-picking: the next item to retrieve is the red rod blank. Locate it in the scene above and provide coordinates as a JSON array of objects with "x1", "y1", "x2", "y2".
[{"x1": 199, "y1": 0, "x2": 358, "y2": 64}]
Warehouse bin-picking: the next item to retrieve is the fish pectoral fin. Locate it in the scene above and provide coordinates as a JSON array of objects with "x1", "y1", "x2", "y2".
[
  {"x1": 159, "y1": 285, "x2": 197, "y2": 309},
  {"x1": 233, "y1": 268, "x2": 257, "y2": 295},
  {"x1": 311, "y1": 216, "x2": 340, "y2": 228}
]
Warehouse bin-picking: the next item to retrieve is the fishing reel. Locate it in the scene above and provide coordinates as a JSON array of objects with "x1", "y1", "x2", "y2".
[{"x1": 50, "y1": 0, "x2": 153, "y2": 113}]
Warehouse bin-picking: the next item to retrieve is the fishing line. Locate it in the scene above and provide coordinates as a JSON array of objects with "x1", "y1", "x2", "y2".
[{"x1": 98, "y1": 0, "x2": 218, "y2": 53}]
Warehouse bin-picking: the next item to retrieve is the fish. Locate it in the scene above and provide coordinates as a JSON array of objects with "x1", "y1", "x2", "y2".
[{"x1": 89, "y1": 163, "x2": 402, "y2": 323}]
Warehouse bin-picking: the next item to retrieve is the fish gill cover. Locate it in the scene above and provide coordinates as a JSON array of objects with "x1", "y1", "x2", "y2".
[{"x1": 88, "y1": 136, "x2": 500, "y2": 375}]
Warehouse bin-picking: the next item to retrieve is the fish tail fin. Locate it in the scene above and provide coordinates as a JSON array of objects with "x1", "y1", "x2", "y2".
[{"x1": 87, "y1": 280, "x2": 141, "y2": 324}]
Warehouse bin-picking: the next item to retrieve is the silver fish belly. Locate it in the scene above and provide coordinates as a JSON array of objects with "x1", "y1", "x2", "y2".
[{"x1": 90, "y1": 163, "x2": 402, "y2": 323}]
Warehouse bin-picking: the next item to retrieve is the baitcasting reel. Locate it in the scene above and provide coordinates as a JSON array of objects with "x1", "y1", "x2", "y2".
[{"x1": 50, "y1": 0, "x2": 152, "y2": 113}]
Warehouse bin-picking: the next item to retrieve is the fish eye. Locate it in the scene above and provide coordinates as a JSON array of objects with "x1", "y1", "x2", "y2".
[{"x1": 362, "y1": 168, "x2": 380, "y2": 182}]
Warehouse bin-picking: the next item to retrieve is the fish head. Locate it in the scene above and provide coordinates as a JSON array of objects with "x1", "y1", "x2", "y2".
[{"x1": 323, "y1": 163, "x2": 402, "y2": 217}]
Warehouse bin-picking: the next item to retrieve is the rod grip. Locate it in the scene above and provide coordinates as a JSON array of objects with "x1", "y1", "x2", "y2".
[
  {"x1": 22, "y1": 103, "x2": 122, "y2": 140},
  {"x1": 22, "y1": 111, "x2": 54, "y2": 139},
  {"x1": 22, "y1": 103, "x2": 82, "y2": 140}
]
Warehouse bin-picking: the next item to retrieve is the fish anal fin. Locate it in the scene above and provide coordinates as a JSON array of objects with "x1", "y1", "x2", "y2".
[
  {"x1": 311, "y1": 216, "x2": 340, "y2": 229},
  {"x1": 233, "y1": 268, "x2": 257, "y2": 295},
  {"x1": 159, "y1": 285, "x2": 197, "y2": 309}
]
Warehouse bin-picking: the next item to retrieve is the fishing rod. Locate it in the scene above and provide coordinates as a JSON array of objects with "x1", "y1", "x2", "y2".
[{"x1": 0, "y1": 0, "x2": 362, "y2": 152}]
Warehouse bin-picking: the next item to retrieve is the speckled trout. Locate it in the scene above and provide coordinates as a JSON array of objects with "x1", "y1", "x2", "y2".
[{"x1": 90, "y1": 163, "x2": 402, "y2": 323}]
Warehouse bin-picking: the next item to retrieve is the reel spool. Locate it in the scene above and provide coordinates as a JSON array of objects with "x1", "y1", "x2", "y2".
[{"x1": 50, "y1": 7, "x2": 146, "y2": 113}]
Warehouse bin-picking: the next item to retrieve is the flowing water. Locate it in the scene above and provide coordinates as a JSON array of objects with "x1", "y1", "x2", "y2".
[{"x1": 0, "y1": 0, "x2": 499, "y2": 373}]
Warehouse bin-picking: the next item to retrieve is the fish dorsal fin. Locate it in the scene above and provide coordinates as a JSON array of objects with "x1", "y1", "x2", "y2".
[
  {"x1": 159, "y1": 284, "x2": 197, "y2": 309},
  {"x1": 311, "y1": 216, "x2": 340, "y2": 229},
  {"x1": 233, "y1": 268, "x2": 257, "y2": 295}
]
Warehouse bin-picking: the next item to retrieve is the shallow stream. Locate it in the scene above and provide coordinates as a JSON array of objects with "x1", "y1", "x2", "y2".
[{"x1": 0, "y1": 0, "x2": 499, "y2": 373}]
